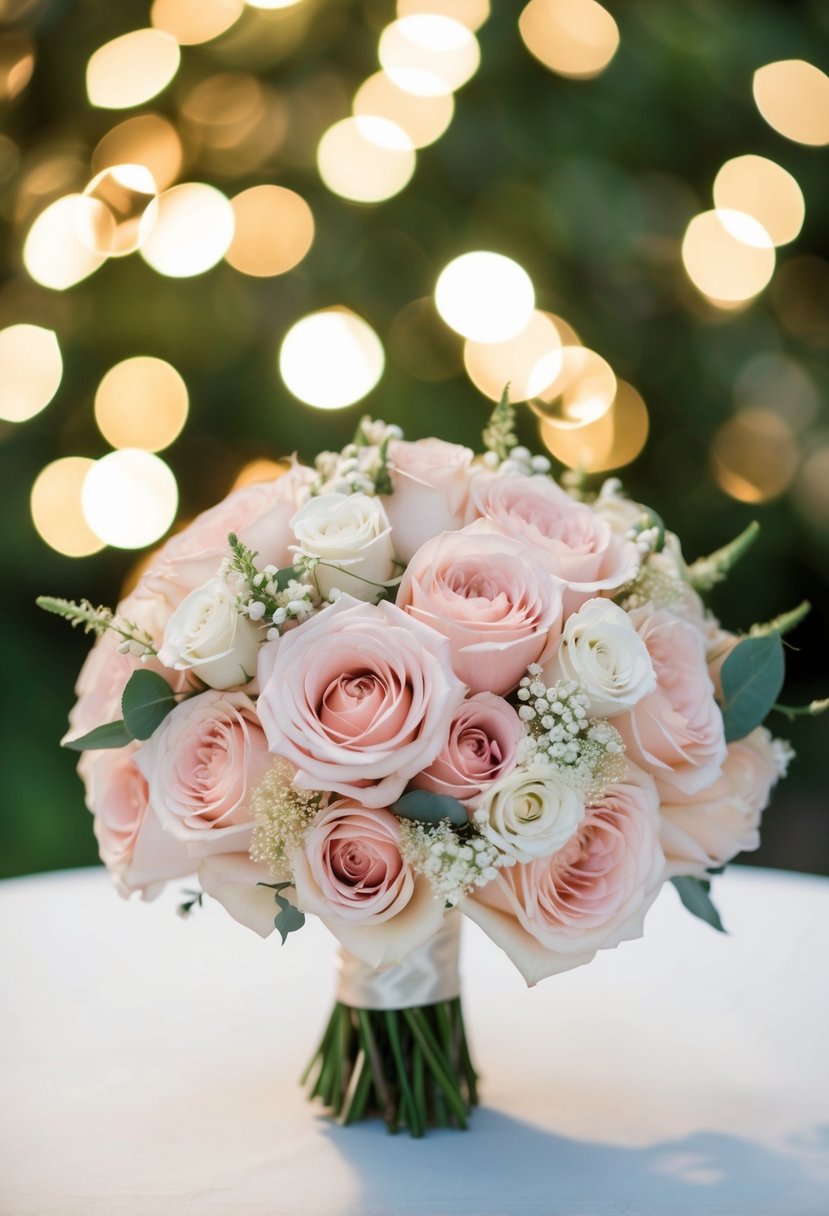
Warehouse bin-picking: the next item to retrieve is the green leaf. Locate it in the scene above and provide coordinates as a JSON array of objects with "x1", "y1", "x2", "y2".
[
  {"x1": 720, "y1": 633, "x2": 785, "y2": 742},
  {"x1": 62, "y1": 719, "x2": 133, "y2": 751},
  {"x1": 391, "y1": 790, "x2": 468, "y2": 828},
  {"x1": 274, "y1": 565, "x2": 298, "y2": 591},
  {"x1": 121, "y1": 669, "x2": 178, "y2": 740},
  {"x1": 274, "y1": 900, "x2": 305, "y2": 944},
  {"x1": 671, "y1": 876, "x2": 726, "y2": 933}
]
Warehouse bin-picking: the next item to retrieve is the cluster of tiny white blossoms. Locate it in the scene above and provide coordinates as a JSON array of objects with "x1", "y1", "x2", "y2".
[
  {"x1": 223, "y1": 558, "x2": 321, "y2": 640},
  {"x1": 399, "y1": 820, "x2": 510, "y2": 908},
  {"x1": 515, "y1": 665, "x2": 626, "y2": 794},
  {"x1": 481, "y1": 442, "x2": 552, "y2": 478},
  {"x1": 311, "y1": 417, "x2": 402, "y2": 497},
  {"x1": 250, "y1": 760, "x2": 324, "y2": 875}
]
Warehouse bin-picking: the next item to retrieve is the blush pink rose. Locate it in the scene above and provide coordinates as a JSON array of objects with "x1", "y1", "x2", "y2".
[
  {"x1": 144, "y1": 463, "x2": 312, "y2": 611},
  {"x1": 660, "y1": 726, "x2": 784, "y2": 877},
  {"x1": 79, "y1": 747, "x2": 191, "y2": 898},
  {"x1": 291, "y1": 800, "x2": 445, "y2": 967},
  {"x1": 135, "y1": 690, "x2": 272, "y2": 859},
  {"x1": 614, "y1": 606, "x2": 727, "y2": 798},
  {"x1": 397, "y1": 529, "x2": 564, "y2": 694},
  {"x1": 470, "y1": 474, "x2": 640, "y2": 612},
  {"x1": 463, "y1": 764, "x2": 664, "y2": 984},
  {"x1": 382, "y1": 437, "x2": 476, "y2": 562},
  {"x1": 411, "y1": 692, "x2": 525, "y2": 805},
  {"x1": 257, "y1": 595, "x2": 466, "y2": 807}
]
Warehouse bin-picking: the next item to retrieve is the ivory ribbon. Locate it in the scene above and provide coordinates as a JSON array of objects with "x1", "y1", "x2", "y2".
[{"x1": 336, "y1": 912, "x2": 461, "y2": 1011}]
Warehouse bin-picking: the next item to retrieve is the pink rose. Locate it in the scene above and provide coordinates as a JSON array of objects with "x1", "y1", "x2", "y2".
[
  {"x1": 615, "y1": 606, "x2": 727, "y2": 797},
  {"x1": 79, "y1": 747, "x2": 191, "y2": 897},
  {"x1": 470, "y1": 474, "x2": 640, "y2": 612},
  {"x1": 463, "y1": 765, "x2": 664, "y2": 984},
  {"x1": 291, "y1": 800, "x2": 445, "y2": 967},
  {"x1": 257, "y1": 595, "x2": 466, "y2": 808},
  {"x1": 411, "y1": 692, "x2": 525, "y2": 805},
  {"x1": 382, "y1": 437, "x2": 476, "y2": 562},
  {"x1": 144, "y1": 464, "x2": 312, "y2": 610},
  {"x1": 660, "y1": 726, "x2": 783, "y2": 877},
  {"x1": 397, "y1": 529, "x2": 563, "y2": 694},
  {"x1": 135, "y1": 690, "x2": 272, "y2": 858}
]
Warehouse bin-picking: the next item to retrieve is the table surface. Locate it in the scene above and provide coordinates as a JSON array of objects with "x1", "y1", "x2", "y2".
[{"x1": 1, "y1": 865, "x2": 828, "y2": 1216}]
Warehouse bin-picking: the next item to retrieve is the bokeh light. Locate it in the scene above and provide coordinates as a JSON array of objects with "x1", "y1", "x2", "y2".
[
  {"x1": 793, "y1": 444, "x2": 829, "y2": 531},
  {"x1": 180, "y1": 73, "x2": 287, "y2": 176},
  {"x1": 464, "y1": 310, "x2": 563, "y2": 402},
  {"x1": 245, "y1": 0, "x2": 305, "y2": 8},
  {"x1": 752, "y1": 60, "x2": 829, "y2": 147},
  {"x1": 713, "y1": 155, "x2": 804, "y2": 247},
  {"x1": 435, "y1": 251, "x2": 535, "y2": 342},
  {"x1": 529, "y1": 345, "x2": 617, "y2": 427},
  {"x1": 735, "y1": 353, "x2": 818, "y2": 433},
  {"x1": 225, "y1": 185, "x2": 314, "y2": 277},
  {"x1": 317, "y1": 116, "x2": 416, "y2": 203},
  {"x1": 82, "y1": 449, "x2": 179, "y2": 549},
  {"x1": 711, "y1": 409, "x2": 798, "y2": 504},
  {"x1": 379, "y1": 16, "x2": 480, "y2": 97},
  {"x1": 0, "y1": 324, "x2": 62, "y2": 423},
  {"x1": 140, "y1": 182, "x2": 235, "y2": 277},
  {"x1": 397, "y1": 0, "x2": 489, "y2": 31},
  {"x1": 279, "y1": 309, "x2": 385, "y2": 409},
  {"x1": 22, "y1": 195, "x2": 107, "y2": 290},
  {"x1": 354, "y1": 72, "x2": 454, "y2": 149},
  {"x1": 92, "y1": 114, "x2": 183, "y2": 193},
  {"x1": 681, "y1": 209, "x2": 775, "y2": 306},
  {"x1": 231, "y1": 458, "x2": 290, "y2": 491},
  {"x1": 81, "y1": 164, "x2": 159, "y2": 257},
  {"x1": 150, "y1": 0, "x2": 244, "y2": 45},
  {"x1": 0, "y1": 29, "x2": 34, "y2": 100},
  {"x1": 519, "y1": 0, "x2": 620, "y2": 80},
  {"x1": 86, "y1": 29, "x2": 181, "y2": 110},
  {"x1": 30, "y1": 458, "x2": 105, "y2": 558},
  {"x1": 540, "y1": 379, "x2": 649, "y2": 472},
  {"x1": 94, "y1": 357, "x2": 189, "y2": 452}
]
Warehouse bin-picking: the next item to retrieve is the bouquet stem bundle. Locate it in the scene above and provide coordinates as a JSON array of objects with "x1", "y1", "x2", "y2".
[{"x1": 304, "y1": 997, "x2": 478, "y2": 1135}]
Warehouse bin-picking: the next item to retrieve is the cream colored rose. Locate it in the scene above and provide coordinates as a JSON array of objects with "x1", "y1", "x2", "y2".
[
  {"x1": 290, "y1": 492, "x2": 396, "y2": 602},
  {"x1": 158, "y1": 577, "x2": 261, "y2": 690},
  {"x1": 542, "y1": 599, "x2": 656, "y2": 718},
  {"x1": 475, "y1": 765, "x2": 584, "y2": 862}
]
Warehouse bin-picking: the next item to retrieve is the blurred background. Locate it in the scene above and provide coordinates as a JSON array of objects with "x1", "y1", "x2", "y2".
[{"x1": 1, "y1": 0, "x2": 827, "y2": 880}]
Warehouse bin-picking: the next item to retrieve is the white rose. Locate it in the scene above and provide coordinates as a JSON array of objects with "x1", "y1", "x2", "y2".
[
  {"x1": 158, "y1": 577, "x2": 261, "y2": 690},
  {"x1": 475, "y1": 765, "x2": 584, "y2": 862},
  {"x1": 290, "y1": 492, "x2": 396, "y2": 602},
  {"x1": 542, "y1": 598, "x2": 655, "y2": 717}
]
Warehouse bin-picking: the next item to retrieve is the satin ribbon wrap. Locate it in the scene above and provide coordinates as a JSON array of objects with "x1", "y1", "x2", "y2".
[{"x1": 336, "y1": 913, "x2": 461, "y2": 1011}]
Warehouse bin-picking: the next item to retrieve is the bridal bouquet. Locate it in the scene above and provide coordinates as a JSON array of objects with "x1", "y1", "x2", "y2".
[{"x1": 41, "y1": 396, "x2": 812, "y2": 1136}]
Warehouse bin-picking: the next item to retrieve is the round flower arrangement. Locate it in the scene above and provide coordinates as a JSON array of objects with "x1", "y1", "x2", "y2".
[{"x1": 41, "y1": 397, "x2": 814, "y2": 1136}]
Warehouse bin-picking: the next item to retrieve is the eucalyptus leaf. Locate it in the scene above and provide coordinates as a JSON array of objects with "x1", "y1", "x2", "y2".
[
  {"x1": 391, "y1": 790, "x2": 468, "y2": 828},
  {"x1": 720, "y1": 633, "x2": 785, "y2": 742},
  {"x1": 274, "y1": 565, "x2": 299, "y2": 591},
  {"x1": 274, "y1": 901, "x2": 306, "y2": 944},
  {"x1": 671, "y1": 876, "x2": 726, "y2": 933},
  {"x1": 62, "y1": 719, "x2": 133, "y2": 751},
  {"x1": 121, "y1": 669, "x2": 178, "y2": 740}
]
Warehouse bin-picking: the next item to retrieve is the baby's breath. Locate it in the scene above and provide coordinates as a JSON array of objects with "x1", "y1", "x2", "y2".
[
  {"x1": 250, "y1": 760, "x2": 324, "y2": 876},
  {"x1": 399, "y1": 820, "x2": 508, "y2": 907},
  {"x1": 311, "y1": 417, "x2": 403, "y2": 497},
  {"x1": 516, "y1": 667, "x2": 626, "y2": 797}
]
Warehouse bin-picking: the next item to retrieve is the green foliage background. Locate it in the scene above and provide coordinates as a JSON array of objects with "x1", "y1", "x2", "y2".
[{"x1": 1, "y1": 0, "x2": 827, "y2": 879}]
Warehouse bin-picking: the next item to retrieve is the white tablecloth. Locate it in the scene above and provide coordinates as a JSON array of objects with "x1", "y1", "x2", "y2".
[{"x1": 1, "y1": 866, "x2": 828, "y2": 1215}]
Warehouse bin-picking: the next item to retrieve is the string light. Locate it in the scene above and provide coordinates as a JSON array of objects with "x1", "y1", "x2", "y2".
[
  {"x1": 317, "y1": 116, "x2": 415, "y2": 203},
  {"x1": 379, "y1": 15, "x2": 480, "y2": 97},
  {"x1": 140, "y1": 182, "x2": 235, "y2": 277},
  {"x1": 82, "y1": 449, "x2": 179, "y2": 549},
  {"x1": 681, "y1": 209, "x2": 775, "y2": 307},
  {"x1": 31, "y1": 458, "x2": 105, "y2": 558},
  {"x1": 150, "y1": 0, "x2": 244, "y2": 46},
  {"x1": 435, "y1": 252, "x2": 535, "y2": 342},
  {"x1": 0, "y1": 324, "x2": 62, "y2": 423},
  {"x1": 92, "y1": 114, "x2": 183, "y2": 193},
  {"x1": 94, "y1": 357, "x2": 189, "y2": 452},
  {"x1": 519, "y1": 0, "x2": 619, "y2": 80},
  {"x1": 226, "y1": 185, "x2": 314, "y2": 277},
  {"x1": 22, "y1": 195, "x2": 107, "y2": 290},
  {"x1": 752, "y1": 60, "x2": 829, "y2": 146},
  {"x1": 713, "y1": 155, "x2": 804, "y2": 247},
  {"x1": 279, "y1": 309, "x2": 385, "y2": 409},
  {"x1": 86, "y1": 29, "x2": 181, "y2": 110},
  {"x1": 81, "y1": 164, "x2": 159, "y2": 257}
]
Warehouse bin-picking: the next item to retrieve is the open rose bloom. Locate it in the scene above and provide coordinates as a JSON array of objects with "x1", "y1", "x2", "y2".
[{"x1": 43, "y1": 409, "x2": 801, "y2": 1136}]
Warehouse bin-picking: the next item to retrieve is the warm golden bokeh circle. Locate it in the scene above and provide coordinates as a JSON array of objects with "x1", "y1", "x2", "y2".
[
  {"x1": 226, "y1": 185, "x2": 314, "y2": 277},
  {"x1": 94, "y1": 357, "x2": 189, "y2": 452},
  {"x1": 31, "y1": 457, "x2": 105, "y2": 557}
]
